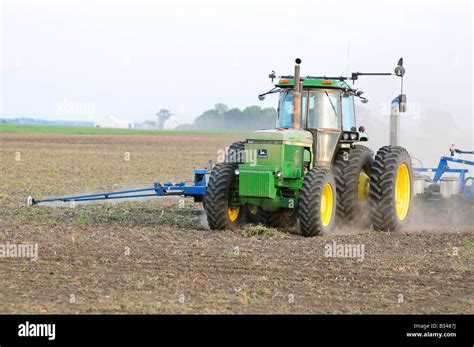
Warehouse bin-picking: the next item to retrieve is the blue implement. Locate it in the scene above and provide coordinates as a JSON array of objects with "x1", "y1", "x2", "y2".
[
  {"x1": 414, "y1": 150, "x2": 474, "y2": 201},
  {"x1": 30, "y1": 169, "x2": 208, "y2": 205}
]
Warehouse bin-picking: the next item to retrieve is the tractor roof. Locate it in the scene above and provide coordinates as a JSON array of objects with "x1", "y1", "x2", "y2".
[{"x1": 274, "y1": 78, "x2": 351, "y2": 90}]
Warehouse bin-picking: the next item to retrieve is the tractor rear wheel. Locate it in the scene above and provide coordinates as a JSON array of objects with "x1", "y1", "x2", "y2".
[
  {"x1": 333, "y1": 145, "x2": 373, "y2": 226},
  {"x1": 204, "y1": 162, "x2": 244, "y2": 231},
  {"x1": 369, "y1": 146, "x2": 413, "y2": 231},
  {"x1": 298, "y1": 168, "x2": 336, "y2": 236},
  {"x1": 256, "y1": 207, "x2": 297, "y2": 230}
]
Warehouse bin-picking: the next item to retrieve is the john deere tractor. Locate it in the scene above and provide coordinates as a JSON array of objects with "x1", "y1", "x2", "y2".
[{"x1": 204, "y1": 58, "x2": 413, "y2": 236}]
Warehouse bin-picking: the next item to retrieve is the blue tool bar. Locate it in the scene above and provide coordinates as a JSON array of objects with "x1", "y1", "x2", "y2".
[
  {"x1": 31, "y1": 168, "x2": 208, "y2": 205},
  {"x1": 32, "y1": 184, "x2": 206, "y2": 204}
]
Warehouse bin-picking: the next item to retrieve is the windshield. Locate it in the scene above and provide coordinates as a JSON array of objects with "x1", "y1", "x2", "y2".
[
  {"x1": 276, "y1": 91, "x2": 306, "y2": 129},
  {"x1": 277, "y1": 89, "x2": 340, "y2": 129}
]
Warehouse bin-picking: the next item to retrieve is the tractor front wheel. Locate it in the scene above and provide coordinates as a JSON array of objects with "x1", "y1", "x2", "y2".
[
  {"x1": 204, "y1": 163, "x2": 244, "y2": 231},
  {"x1": 298, "y1": 168, "x2": 337, "y2": 236},
  {"x1": 369, "y1": 146, "x2": 413, "y2": 231}
]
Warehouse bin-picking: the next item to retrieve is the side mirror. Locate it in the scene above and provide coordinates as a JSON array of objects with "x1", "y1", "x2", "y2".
[
  {"x1": 394, "y1": 57, "x2": 405, "y2": 77},
  {"x1": 358, "y1": 126, "x2": 365, "y2": 133},
  {"x1": 357, "y1": 91, "x2": 370, "y2": 104},
  {"x1": 258, "y1": 94, "x2": 266, "y2": 101}
]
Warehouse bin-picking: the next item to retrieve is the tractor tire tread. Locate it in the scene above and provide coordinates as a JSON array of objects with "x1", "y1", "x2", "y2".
[
  {"x1": 333, "y1": 145, "x2": 374, "y2": 223},
  {"x1": 204, "y1": 162, "x2": 240, "y2": 230},
  {"x1": 369, "y1": 145, "x2": 412, "y2": 231}
]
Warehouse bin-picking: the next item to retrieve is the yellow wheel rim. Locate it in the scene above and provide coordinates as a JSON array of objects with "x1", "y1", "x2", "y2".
[
  {"x1": 321, "y1": 183, "x2": 334, "y2": 227},
  {"x1": 228, "y1": 207, "x2": 240, "y2": 222},
  {"x1": 247, "y1": 204, "x2": 258, "y2": 215},
  {"x1": 395, "y1": 164, "x2": 410, "y2": 221},
  {"x1": 358, "y1": 171, "x2": 370, "y2": 201}
]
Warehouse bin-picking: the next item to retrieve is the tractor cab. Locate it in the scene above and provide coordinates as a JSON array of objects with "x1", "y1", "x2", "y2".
[
  {"x1": 274, "y1": 79, "x2": 365, "y2": 142},
  {"x1": 268, "y1": 78, "x2": 366, "y2": 168}
]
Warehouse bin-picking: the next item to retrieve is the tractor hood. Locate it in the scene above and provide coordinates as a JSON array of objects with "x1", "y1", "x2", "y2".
[
  {"x1": 246, "y1": 129, "x2": 313, "y2": 146},
  {"x1": 239, "y1": 129, "x2": 312, "y2": 201}
]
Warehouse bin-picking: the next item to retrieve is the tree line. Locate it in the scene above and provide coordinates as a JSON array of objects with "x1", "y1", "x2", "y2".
[{"x1": 175, "y1": 103, "x2": 277, "y2": 131}]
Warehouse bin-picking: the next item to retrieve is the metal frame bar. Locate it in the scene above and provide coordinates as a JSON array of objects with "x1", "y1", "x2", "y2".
[
  {"x1": 31, "y1": 169, "x2": 208, "y2": 205},
  {"x1": 275, "y1": 72, "x2": 398, "y2": 82}
]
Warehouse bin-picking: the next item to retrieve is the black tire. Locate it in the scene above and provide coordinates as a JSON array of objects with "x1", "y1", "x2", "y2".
[
  {"x1": 204, "y1": 163, "x2": 244, "y2": 231},
  {"x1": 225, "y1": 141, "x2": 245, "y2": 164},
  {"x1": 298, "y1": 168, "x2": 337, "y2": 236},
  {"x1": 369, "y1": 146, "x2": 413, "y2": 231},
  {"x1": 333, "y1": 145, "x2": 373, "y2": 225},
  {"x1": 256, "y1": 207, "x2": 297, "y2": 230}
]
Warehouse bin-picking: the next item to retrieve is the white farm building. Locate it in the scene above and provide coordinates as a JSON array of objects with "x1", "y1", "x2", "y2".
[{"x1": 95, "y1": 116, "x2": 133, "y2": 129}]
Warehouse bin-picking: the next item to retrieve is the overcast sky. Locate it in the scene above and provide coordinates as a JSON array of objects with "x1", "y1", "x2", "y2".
[{"x1": 1, "y1": 0, "x2": 472, "y2": 133}]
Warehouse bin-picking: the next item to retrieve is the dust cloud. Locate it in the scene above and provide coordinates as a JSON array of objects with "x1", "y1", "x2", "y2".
[
  {"x1": 356, "y1": 105, "x2": 473, "y2": 168},
  {"x1": 407, "y1": 198, "x2": 474, "y2": 232}
]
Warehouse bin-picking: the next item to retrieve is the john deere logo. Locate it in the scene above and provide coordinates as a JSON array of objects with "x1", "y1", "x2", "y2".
[{"x1": 258, "y1": 149, "x2": 267, "y2": 158}]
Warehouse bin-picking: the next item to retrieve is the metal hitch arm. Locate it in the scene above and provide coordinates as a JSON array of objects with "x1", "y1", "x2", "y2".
[{"x1": 28, "y1": 169, "x2": 208, "y2": 205}]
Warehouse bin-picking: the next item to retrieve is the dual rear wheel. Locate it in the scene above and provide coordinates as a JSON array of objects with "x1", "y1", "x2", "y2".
[
  {"x1": 369, "y1": 146, "x2": 413, "y2": 231},
  {"x1": 333, "y1": 145, "x2": 374, "y2": 227}
]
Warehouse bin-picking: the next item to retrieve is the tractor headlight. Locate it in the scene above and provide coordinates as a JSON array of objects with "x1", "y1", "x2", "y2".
[
  {"x1": 234, "y1": 169, "x2": 240, "y2": 176},
  {"x1": 275, "y1": 171, "x2": 283, "y2": 180},
  {"x1": 342, "y1": 132, "x2": 358, "y2": 141}
]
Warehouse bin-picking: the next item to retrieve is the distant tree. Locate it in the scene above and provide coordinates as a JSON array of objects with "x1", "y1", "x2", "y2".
[
  {"x1": 156, "y1": 109, "x2": 172, "y2": 130},
  {"x1": 214, "y1": 103, "x2": 229, "y2": 115},
  {"x1": 242, "y1": 105, "x2": 262, "y2": 116},
  {"x1": 225, "y1": 108, "x2": 243, "y2": 130},
  {"x1": 174, "y1": 123, "x2": 195, "y2": 131},
  {"x1": 143, "y1": 120, "x2": 158, "y2": 129},
  {"x1": 193, "y1": 109, "x2": 219, "y2": 130},
  {"x1": 192, "y1": 104, "x2": 277, "y2": 131}
]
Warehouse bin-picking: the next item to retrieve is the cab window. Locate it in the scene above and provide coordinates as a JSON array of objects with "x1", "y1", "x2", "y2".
[
  {"x1": 342, "y1": 94, "x2": 356, "y2": 131},
  {"x1": 307, "y1": 90, "x2": 340, "y2": 129}
]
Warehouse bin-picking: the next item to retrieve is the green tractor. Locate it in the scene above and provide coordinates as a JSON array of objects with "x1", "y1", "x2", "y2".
[{"x1": 204, "y1": 58, "x2": 413, "y2": 236}]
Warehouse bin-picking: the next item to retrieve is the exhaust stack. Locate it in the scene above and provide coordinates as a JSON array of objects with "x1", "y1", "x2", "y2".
[{"x1": 292, "y1": 58, "x2": 302, "y2": 129}]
